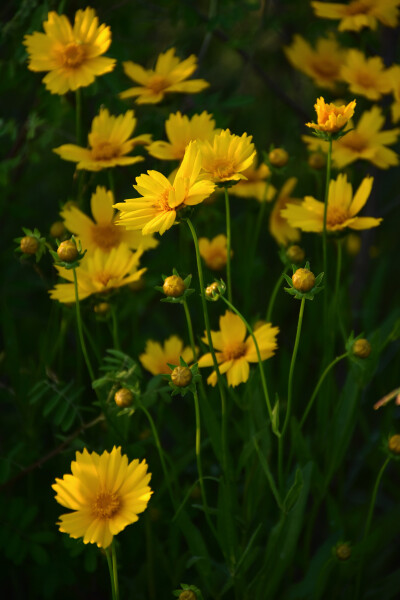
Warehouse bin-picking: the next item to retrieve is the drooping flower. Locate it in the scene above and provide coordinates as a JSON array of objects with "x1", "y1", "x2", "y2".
[
  {"x1": 139, "y1": 336, "x2": 196, "y2": 375},
  {"x1": 147, "y1": 111, "x2": 217, "y2": 161},
  {"x1": 306, "y1": 97, "x2": 356, "y2": 134},
  {"x1": 119, "y1": 48, "x2": 209, "y2": 104},
  {"x1": 52, "y1": 446, "x2": 152, "y2": 548},
  {"x1": 49, "y1": 244, "x2": 146, "y2": 303},
  {"x1": 199, "y1": 234, "x2": 231, "y2": 271},
  {"x1": 269, "y1": 178, "x2": 302, "y2": 246},
  {"x1": 311, "y1": 0, "x2": 400, "y2": 31},
  {"x1": 61, "y1": 186, "x2": 158, "y2": 253},
  {"x1": 53, "y1": 109, "x2": 151, "y2": 171},
  {"x1": 198, "y1": 130, "x2": 256, "y2": 184},
  {"x1": 228, "y1": 156, "x2": 276, "y2": 202},
  {"x1": 114, "y1": 142, "x2": 216, "y2": 236},
  {"x1": 340, "y1": 50, "x2": 392, "y2": 100},
  {"x1": 198, "y1": 311, "x2": 279, "y2": 387},
  {"x1": 284, "y1": 35, "x2": 346, "y2": 89},
  {"x1": 23, "y1": 7, "x2": 116, "y2": 95},
  {"x1": 281, "y1": 173, "x2": 382, "y2": 233}
]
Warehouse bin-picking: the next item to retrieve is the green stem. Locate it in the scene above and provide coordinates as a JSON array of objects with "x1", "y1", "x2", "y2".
[
  {"x1": 224, "y1": 186, "x2": 233, "y2": 303},
  {"x1": 72, "y1": 267, "x2": 95, "y2": 382},
  {"x1": 111, "y1": 540, "x2": 119, "y2": 600},
  {"x1": 111, "y1": 305, "x2": 121, "y2": 350},
  {"x1": 334, "y1": 239, "x2": 347, "y2": 344},
  {"x1": 105, "y1": 548, "x2": 116, "y2": 600},
  {"x1": 266, "y1": 265, "x2": 290, "y2": 322},
  {"x1": 183, "y1": 298, "x2": 196, "y2": 359},
  {"x1": 322, "y1": 137, "x2": 332, "y2": 341},
  {"x1": 245, "y1": 181, "x2": 270, "y2": 313},
  {"x1": 75, "y1": 88, "x2": 82, "y2": 145}
]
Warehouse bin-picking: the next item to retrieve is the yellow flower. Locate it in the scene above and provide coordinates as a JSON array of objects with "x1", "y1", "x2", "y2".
[
  {"x1": 199, "y1": 234, "x2": 231, "y2": 271},
  {"x1": 61, "y1": 186, "x2": 158, "y2": 253},
  {"x1": 281, "y1": 173, "x2": 382, "y2": 232},
  {"x1": 53, "y1": 108, "x2": 151, "y2": 171},
  {"x1": 198, "y1": 311, "x2": 279, "y2": 387},
  {"x1": 23, "y1": 7, "x2": 115, "y2": 95},
  {"x1": 114, "y1": 142, "x2": 216, "y2": 236},
  {"x1": 198, "y1": 129, "x2": 256, "y2": 183},
  {"x1": 284, "y1": 35, "x2": 346, "y2": 89},
  {"x1": 302, "y1": 106, "x2": 400, "y2": 169},
  {"x1": 52, "y1": 446, "x2": 152, "y2": 548},
  {"x1": 120, "y1": 48, "x2": 209, "y2": 104},
  {"x1": 229, "y1": 156, "x2": 276, "y2": 202},
  {"x1": 340, "y1": 50, "x2": 392, "y2": 100},
  {"x1": 306, "y1": 97, "x2": 356, "y2": 134},
  {"x1": 269, "y1": 178, "x2": 301, "y2": 246},
  {"x1": 139, "y1": 336, "x2": 196, "y2": 375},
  {"x1": 147, "y1": 111, "x2": 217, "y2": 161},
  {"x1": 389, "y1": 65, "x2": 400, "y2": 123},
  {"x1": 49, "y1": 244, "x2": 146, "y2": 303},
  {"x1": 311, "y1": 0, "x2": 400, "y2": 31}
]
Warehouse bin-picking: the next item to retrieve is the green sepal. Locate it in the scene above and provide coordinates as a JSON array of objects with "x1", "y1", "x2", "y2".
[
  {"x1": 164, "y1": 358, "x2": 202, "y2": 397},
  {"x1": 14, "y1": 227, "x2": 47, "y2": 263},
  {"x1": 283, "y1": 262, "x2": 324, "y2": 300},
  {"x1": 173, "y1": 583, "x2": 203, "y2": 600},
  {"x1": 205, "y1": 278, "x2": 226, "y2": 302},
  {"x1": 155, "y1": 269, "x2": 194, "y2": 303},
  {"x1": 49, "y1": 235, "x2": 86, "y2": 270}
]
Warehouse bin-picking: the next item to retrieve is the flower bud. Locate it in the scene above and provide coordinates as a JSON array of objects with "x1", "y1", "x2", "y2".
[
  {"x1": 163, "y1": 275, "x2": 186, "y2": 298},
  {"x1": 346, "y1": 233, "x2": 361, "y2": 257},
  {"x1": 114, "y1": 388, "x2": 133, "y2": 408},
  {"x1": 94, "y1": 302, "x2": 110, "y2": 315},
  {"x1": 292, "y1": 268, "x2": 315, "y2": 292},
  {"x1": 20, "y1": 236, "x2": 39, "y2": 255},
  {"x1": 50, "y1": 221, "x2": 66, "y2": 238},
  {"x1": 352, "y1": 338, "x2": 371, "y2": 359},
  {"x1": 286, "y1": 245, "x2": 305, "y2": 264},
  {"x1": 269, "y1": 148, "x2": 289, "y2": 167},
  {"x1": 171, "y1": 366, "x2": 192, "y2": 387},
  {"x1": 205, "y1": 282, "x2": 219, "y2": 298},
  {"x1": 336, "y1": 543, "x2": 351, "y2": 561},
  {"x1": 388, "y1": 434, "x2": 400, "y2": 455},
  {"x1": 179, "y1": 592, "x2": 197, "y2": 600},
  {"x1": 57, "y1": 239, "x2": 78, "y2": 263},
  {"x1": 308, "y1": 152, "x2": 326, "y2": 170}
]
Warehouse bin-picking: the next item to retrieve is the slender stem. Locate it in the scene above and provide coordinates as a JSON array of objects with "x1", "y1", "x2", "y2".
[
  {"x1": 266, "y1": 265, "x2": 290, "y2": 322},
  {"x1": 245, "y1": 181, "x2": 270, "y2": 313},
  {"x1": 111, "y1": 540, "x2": 120, "y2": 600},
  {"x1": 224, "y1": 186, "x2": 233, "y2": 303},
  {"x1": 111, "y1": 305, "x2": 121, "y2": 350},
  {"x1": 334, "y1": 239, "x2": 347, "y2": 343},
  {"x1": 183, "y1": 299, "x2": 196, "y2": 359},
  {"x1": 75, "y1": 88, "x2": 82, "y2": 145},
  {"x1": 72, "y1": 267, "x2": 95, "y2": 381},
  {"x1": 105, "y1": 548, "x2": 116, "y2": 600},
  {"x1": 322, "y1": 137, "x2": 332, "y2": 342}
]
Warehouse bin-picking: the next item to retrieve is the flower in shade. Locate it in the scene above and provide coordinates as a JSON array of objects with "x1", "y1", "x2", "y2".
[
  {"x1": 147, "y1": 111, "x2": 217, "y2": 161},
  {"x1": 302, "y1": 106, "x2": 400, "y2": 169},
  {"x1": 114, "y1": 142, "x2": 216, "y2": 236},
  {"x1": 340, "y1": 50, "x2": 392, "y2": 100},
  {"x1": 229, "y1": 156, "x2": 276, "y2": 202},
  {"x1": 49, "y1": 244, "x2": 146, "y2": 303},
  {"x1": 61, "y1": 186, "x2": 158, "y2": 253},
  {"x1": 198, "y1": 130, "x2": 256, "y2": 184},
  {"x1": 23, "y1": 7, "x2": 116, "y2": 95},
  {"x1": 53, "y1": 109, "x2": 151, "y2": 171},
  {"x1": 281, "y1": 173, "x2": 382, "y2": 233},
  {"x1": 306, "y1": 97, "x2": 356, "y2": 134},
  {"x1": 52, "y1": 446, "x2": 152, "y2": 548},
  {"x1": 139, "y1": 335, "x2": 196, "y2": 375},
  {"x1": 388, "y1": 65, "x2": 400, "y2": 123},
  {"x1": 269, "y1": 178, "x2": 301, "y2": 246},
  {"x1": 311, "y1": 0, "x2": 400, "y2": 31},
  {"x1": 119, "y1": 48, "x2": 209, "y2": 104},
  {"x1": 284, "y1": 35, "x2": 346, "y2": 89},
  {"x1": 198, "y1": 311, "x2": 279, "y2": 387},
  {"x1": 199, "y1": 234, "x2": 232, "y2": 270}
]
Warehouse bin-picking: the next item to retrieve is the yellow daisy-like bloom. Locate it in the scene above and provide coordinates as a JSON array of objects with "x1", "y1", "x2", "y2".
[
  {"x1": 388, "y1": 65, "x2": 400, "y2": 123},
  {"x1": 311, "y1": 0, "x2": 400, "y2": 31},
  {"x1": 52, "y1": 446, "x2": 152, "y2": 548},
  {"x1": 229, "y1": 157, "x2": 276, "y2": 202},
  {"x1": 281, "y1": 173, "x2": 382, "y2": 233},
  {"x1": 303, "y1": 106, "x2": 400, "y2": 169},
  {"x1": 23, "y1": 7, "x2": 116, "y2": 95},
  {"x1": 61, "y1": 186, "x2": 158, "y2": 253},
  {"x1": 49, "y1": 244, "x2": 146, "y2": 303},
  {"x1": 284, "y1": 35, "x2": 346, "y2": 89},
  {"x1": 340, "y1": 50, "x2": 392, "y2": 101},
  {"x1": 53, "y1": 108, "x2": 151, "y2": 172},
  {"x1": 269, "y1": 178, "x2": 301, "y2": 246},
  {"x1": 198, "y1": 311, "x2": 279, "y2": 387},
  {"x1": 199, "y1": 234, "x2": 232, "y2": 271},
  {"x1": 120, "y1": 48, "x2": 209, "y2": 104},
  {"x1": 139, "y1": 336, "x2": 196, "y2": 375},
  {"x1": 306, "y1": 97, "x2": 356, "y2": 133},
  {"x1": 198, "y1": 129, "x2": 256, "y2": 183},
  {"x1": 147, "y1": 111, "x2": 217, "y2": 161},
  {"x1": 114, "y1": 141, "x2": 216, "y2": 236}
]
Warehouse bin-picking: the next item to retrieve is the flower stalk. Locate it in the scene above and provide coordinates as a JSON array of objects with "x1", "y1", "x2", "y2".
[
  {"x1": 72, "y1": 266, "x2": 95, "y2": 381},
  {"x1": 224, "y1": 186, "x2": 233, "y2": 303}
]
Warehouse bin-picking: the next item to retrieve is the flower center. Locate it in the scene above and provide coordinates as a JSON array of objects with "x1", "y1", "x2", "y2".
[
  {"x1": 311, "y1": 59, "x2": 340, "y2": 78},
  {"x1": 62, "y1": 42, "x2": 86, "y2": 68},
  {"x1": 355, "y1": 70, "x2": 375, "y2": 89},
  {"x1": 91, "y1": 491, "x2": 121, "y2": 519},
  {"x1": 346, "y1": 0, "x2": 371, "y2": 15},
  {"x1": 224, "y1": 342, "x2": 247, "y2": 360},
  {"x1": 327, "y1": 205, "x2": 349, "y2": 227},
  {"x1": 212, "y1": 158, "x2": 236, "y2": 180},
  {"x1": 91, "y1": 141, "x2": 119, "y2": 161},
  {"x1": 340, "y1": 131, "x2": 367, "y2": 152},
  {"x1": 91, "y1": 223, "x2": 123, "y2": 250},
  {"x1": 148, "y1": 75, "x2": 169, "y2": 94}
]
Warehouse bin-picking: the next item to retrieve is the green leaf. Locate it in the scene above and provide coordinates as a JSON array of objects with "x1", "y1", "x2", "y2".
[{"x1": 283, "y1": 468, "x2": 303, "y2": 513}]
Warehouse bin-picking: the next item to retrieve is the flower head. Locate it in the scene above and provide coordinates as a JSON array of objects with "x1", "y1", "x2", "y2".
[
  {"x1": 341, "y1": 50, "x2": 392, "y2": 100},
  {"x1": 306, "y1": 97, "x2": 356, "y2": 134},
  {"x1": 292, "y1": 268, "x2": 316, "y2": 292},
  {"x1": 198, "y1": 311, "x2": 279, "y2": 387},
  {"x1": 139, "y1": 335, "x2": 196, "y2": 375},
  {"x1": 23, "y1": 8, "x2": 116, "y2": 94},
  {"x1": 53, "y1": 109, "x2": 151, "y2": 171},
  {"x1": 120, "y1": 48, "x2": 209, "y2": 104},
  {"x1": 269, "y1": 178, "x2": 301, "y2": 246},
  {"x1": 285, "y1": 35, "x2": 346, "y2": 89},
  {"x1": 311, "y1": 0, "x2": 400, "y2": 31},
  {"x1": 228, "y1": 156, "x2": 275, "y2": 202},
  {"x1": 198, "y1": 130, "x2": 256, "y2": 184},
  {"x1": 199, "y1": 234, "x2": 231, "y2": 271},
  {"x1": 52, "y1": 446, "x2": 152, "y2": 548}
]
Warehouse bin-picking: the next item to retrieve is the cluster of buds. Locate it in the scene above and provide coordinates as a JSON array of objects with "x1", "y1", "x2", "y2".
[
  {"x1": 283, "y1": 262, "x2": 324, "y2": 300},
  {"x1": 205, "y1": 279, "x2": 226, "y2": 301},
  {"x1": 166, "y1": 357, "x2": 201, "y2": 397},
  {"x1": 15, "y1": 227, "x2": 47, "y2": 262},
  {"x1": 155, "y1": 269, "x2": 194, "y2": 304}
]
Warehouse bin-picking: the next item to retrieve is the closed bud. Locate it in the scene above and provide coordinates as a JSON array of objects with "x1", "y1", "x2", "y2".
[
  {"x1": 171, "y1": 366, "x2": 192, "y2": 387},
  {"x1": 269, "y1": 148, "x2": 289, "y2": 167},
  {"x1": 352, "y1": 338, "x2": 371, "y2": 359},
  {"x1": 388, "y1": 434, "x2": 400, "y2": 455},
  {"x1": 20, "y1": 236, "x2": 39, "y2": 255},
  {"x1": 308, "y1": 152, "x2": 326, "y2": 170},
  {"x1": 50, "y1": 221, "x2": 66, "y2": 238},
  {"x1": 286, "y1": 245, "x2": 305, "y2": 264},
  {"x1": 292, "y1": 268, "x2": 315, "y2": 292},
  {"x1": 57, "y1": 239, "x2": 78, "y2": 263},
  {"x1": 94, "y1": 302, "x2": 110, "y2": 315},
  {"x1": 179, "y1": 592, "x2": 197, "y2": 600},
  {"x1": 163, "y1": 275, "x2": 186, "y2": 298},
  {"x1": 346, "y1": 233, "x2": 361, "y2": 257},
  {"x1": 114, "y1": 388, "x2": 133, "y2": 408},
  {"x1": 336, "y1": 543, "x2": 351, "y2": 561},
  {"x1": 205, "y1": 282, "x2": 219, "y2": 298}
]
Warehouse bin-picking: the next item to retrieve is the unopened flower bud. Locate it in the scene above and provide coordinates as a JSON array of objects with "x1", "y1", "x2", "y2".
[
  {"x1": 308, "y1": 152, "x2": 326, "y2": 170},
  {"x1": 94, "y1": 302, "x2": 110, "y2": 315},
  {"x1": 57, "y1": 239, "x2": 78, "y2": 263},
  {"x1": 163, "y1": 275, "x2": 186, "y2": 298},
  {"x1": 205, "y1": 282, "x2": 219, "y2": 298},
  {"x1": 286, "y1": 245, "x2": 305, "y2": 264},
  {"x1": 114, "y1": 388, "x2": 133, "y2": 408},
  {"x1": 346, "y1": 233, "x2": 361, "y2": 257},
  {"x1": 292, "y1": 268, "x2": 315, "y2": 292},
  {"x1": 179, "y1": 592, "x2": 197, "y2": 600},
  {"x1": 352, "y1": 339, "x2": 371, "y2": 359},
  {"x1": 336, "y1": 543, "x2": 351, "y2": 561},
  {"x1": 50, "y1": 221, "x2": 66, "y2": 238},
  {"x1": 20, "y1": 236, "x2": 39, "y2": 255},
  {"x1": 388, "y1": 434, "x2": 400, "y2": 455},
  {"x1": 171, "y1": 366, "x2": 192, "y2": 387},
  {"x1": 269, "y1": 148, "x2": 289, "y2": 167}
]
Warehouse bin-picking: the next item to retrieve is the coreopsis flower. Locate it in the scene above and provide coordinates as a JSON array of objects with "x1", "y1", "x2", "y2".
[
  {"x1": 229, "y1": 157, "x2": 276, "y2": 202},
  {"x1": 302, "y1": 106, "x2": 400, "y2": 169},
  {"x1": 23, "y1": 7, "x2": 115, "y2": 95},
  {"x1": 52, "y1": 446, "x2": 152, "y2": 548},
  {"x1": 53, "y1": 108, "x2": 151, "y2": 171},
  {"x1": 198, "y1": 310, "x2": 279, "y2": 387},
  {"x1": 139, "y1": 336, "x2": 196, "y2": 375},
  {"x1": 199, "y1": 234, "x2": 231, "y2": 271},
  {"x1": 49, "y1": 244, "x2": 146, "y2": 303},
  {"x1": 311, "y1": 0, "x2": 400, "y2": 31},
  {"x1": 389, "y1": 65, "x2": 400, "y2": 123},
  {"x1": 340, "y1": 50, "x2": 392, "y2": 101},
  {"x1": 61, "y1": 186, "x2": 157, "y2": 253},
  {"x1": 284, "y1": 35, "x2": 346, "y2": 89},
  {"x1": 147, "y1": 111, "x2": 216, "y2": 161},
  {"x1": 269, "y1": 178, "x2": 301, "y2": 246},
  {"x1": 198, "y1": 130, "x2": 256, "y2": 184},
  {"x1": 306, "y1": 97, "x2": 356, "y2": 134},
  {"x1": 281, "y1": 173, "x2": 382, "y2": 233},
  {"x1": 120, "y1": 48, "x2": 209, "y2": 104},
  {"x1": 114, "y1": 142, "x2": 216, "y2": 236}
]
